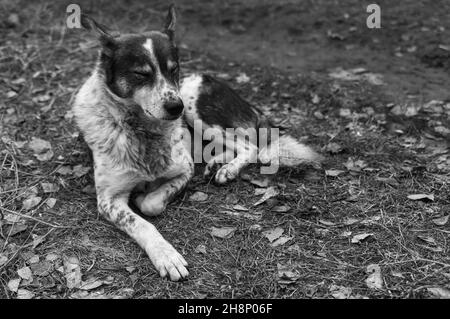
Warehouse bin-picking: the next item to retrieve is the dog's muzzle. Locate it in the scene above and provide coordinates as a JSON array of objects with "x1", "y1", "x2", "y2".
[{"x1": 163, "y1": 98, "x2": 184, "y2": 119}]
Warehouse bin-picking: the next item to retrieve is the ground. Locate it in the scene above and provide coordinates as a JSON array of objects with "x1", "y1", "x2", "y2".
[{"x1": 0, "y1": 0, "x2": 449, "y2": 299}]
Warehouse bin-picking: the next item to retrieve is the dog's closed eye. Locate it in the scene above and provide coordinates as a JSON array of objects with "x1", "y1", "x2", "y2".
[{"x1": 133, "y1": 70, "x2": 152, "y2": 79}]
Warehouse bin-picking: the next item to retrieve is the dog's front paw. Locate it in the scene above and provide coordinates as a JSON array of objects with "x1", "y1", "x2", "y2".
[
  {"x1": 146, "y1": 240, "x2": 189, "y2": 281},
  {"x1": 134, "y1": 193, "x2": 167, "y2": 216},
  {"x1": 215, "y1": 164, "x2": 238, "y2": 184}
]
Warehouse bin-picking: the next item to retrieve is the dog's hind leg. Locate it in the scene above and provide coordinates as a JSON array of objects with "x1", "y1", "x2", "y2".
[{"x1": 213, "y1": 132, "x2": 258, "y2": 184}]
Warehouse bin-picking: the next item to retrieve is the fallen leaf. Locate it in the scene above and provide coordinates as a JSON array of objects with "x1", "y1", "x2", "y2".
[
  {"x1": 17, "y1": 289, "x2": 35, "y2": 299},
  {"x1": 249, "y1": 177, "x2": 269, "y2": 188},
  {"x1": 210, "y1": 227, "x2": 236, "y2": 239},
  {"x1": 427, "y1": 287, "x2": 450, "y2": 299},
  {"x1": 343, "y1": 217, "x2": 359, "y2": 225},
  {"x1": 8, "y1": 223, "x2": 28, "y2": 236},
  {"x1": 80, "y1": 277, "x2": 107, "y2": 291},
  {"x1": 263, "y1": 227, "x2": 284, "y2": 242},
  {"x1": 7, "y1": 278, "x2": 21, "y2": 292},
  {"x1": 365, "y1": 264, "x2": 383, "y2": 290},
  {"x1": 253, "y1": 186, "x2": 279, "y2": 206},
  {"x1": 45, "y1": 253, "x2": 60, "y2": 262},
  {"x1": 277, "y1": 263, "x2": 300, "y2": 284},
  {"x1": 22, "y1": 196, "x2": 42, "y2": 210},
  {"x1": 271, "y1": 205, "x2": 290, "y2": 213},
  {"x1": 407, "y1": 194, "x2": 434, "y2": 201},
  {"x1": 64, "y1": 256, "x2": 82, "y2": 289},
  {"x1": 17, "y1": 266, "x2": 33, "y2": 280},
  {"x1": 351, "y1": 233, "x2": 373, "y2": 244},
  {"x1": 232, "y1": 204, "x2": 248, "y2": 211},
  {"x1": 30, "y1": 261, "x2": 53, "y2": 276},
  {"x1": 189, "y1": 191, "x2": 208, "y2": 202},
  {"x1": 28, "y1": 137, "x2": 51, "y2": 154},
  {"x1": 325, "y1": 142, "x2": 343, "y2": 154},
  {"x1": 45, "y1": 198, "x2": 57, "y2": 209},
  {"x1": 72, "y1": 165, "x2": 90, "y2": 178},
  {"x1": 236, "y1": 73, "x2": 250, "y2": 84},
  {"x1": 41, "y1": 182, "x2": 59, "y2": 193},
  {"x1": 417, "y1": 235, "x2": 437, "y2": 246},
  {"x1": 270, "y1": 236, "x2": 293, "y2": 247},
  {"x1": 318, "y1": 219, "x2": 336, "y2": 226},
  {"x1": 194, "y1": 244, "x2": 207, "y2": 254},
  {"x1": 249, "y1": 224, "x2": 262, "y2": 231},
  {"x1": 0, "y1": 254, "x2": 8, "y2": 266},
  {"x1": 56, "y1": 166, "x2": 72, "y2": 175},
  {"x1": 35, "y1": 149, "x2": 54, "y2": 161},
  {"x1": 432, "y1": 215, "x2": 449, "y2": 226},
  {"x1": 254, "y1": 188, "x2": 267, "y2": 196},
  {"x1": 329, "y1": 284, "x2": 352, "y2": 299},
  {"x1": 325, "y1": 169, "x2": 345, "y2": 177}
]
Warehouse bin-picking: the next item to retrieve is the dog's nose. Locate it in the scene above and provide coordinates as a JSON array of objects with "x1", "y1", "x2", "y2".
[{"x1": 163, "y1": 99, "x2": 184, "y2": 117}]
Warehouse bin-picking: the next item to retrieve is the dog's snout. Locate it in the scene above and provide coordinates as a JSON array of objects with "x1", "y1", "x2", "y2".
[{"x1": 163, "y1": 99, "x2": 184, "y2": 117}]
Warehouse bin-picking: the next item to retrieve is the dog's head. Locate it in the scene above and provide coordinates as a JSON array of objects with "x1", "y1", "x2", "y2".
[{"x1": 81, "y1": 5, "x2": 184, "y2": 120}]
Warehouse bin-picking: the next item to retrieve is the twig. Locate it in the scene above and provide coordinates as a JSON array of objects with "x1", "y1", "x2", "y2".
[{"x1": 0, "y1": 207, "x2": 70, "y2": 229}]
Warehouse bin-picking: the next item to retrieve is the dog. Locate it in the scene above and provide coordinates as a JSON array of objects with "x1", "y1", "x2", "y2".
[{"x1": 73, "y1": 5, "x2": 323, "y2": 281}]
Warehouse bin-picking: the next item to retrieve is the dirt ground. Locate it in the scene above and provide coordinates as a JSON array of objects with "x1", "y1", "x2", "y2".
[{"x1": 0, "y1": 0, "x2": 449, "y2": 299}]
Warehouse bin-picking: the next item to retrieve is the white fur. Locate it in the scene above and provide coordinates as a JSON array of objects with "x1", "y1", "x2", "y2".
[
  {"x1": 180, "y1": 73, "x2": 203, "y2": 128},
  {"x1": 258, "y1": 135, "x2": 323, "y2": 167}
]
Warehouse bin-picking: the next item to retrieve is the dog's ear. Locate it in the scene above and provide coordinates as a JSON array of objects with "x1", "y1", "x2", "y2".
[
  {"x1": 164, "y1": 4, "x2": 176, "y2": 40},
  {"x1": 81, "y1": 14, "x2": 117, "y2": 56}
]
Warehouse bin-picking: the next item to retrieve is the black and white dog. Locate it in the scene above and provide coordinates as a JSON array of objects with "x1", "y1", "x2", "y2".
[{"x1": 73, "y1": 5, "x2": 322, "y2": 281}]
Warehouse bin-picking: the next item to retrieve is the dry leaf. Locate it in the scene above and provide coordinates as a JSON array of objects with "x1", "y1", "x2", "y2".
[
  {"x1": 254, "y1": 188, "x2": 267, "y2": 196},
  {"x1": 270, "y1": 236, "x2": 293, "y2": 247},
  {"x1": 249, "y1": 177, "x2": 269, "y2": 188},
  {"x1": 263, "y1": 227, "x2": 284, "y2": 242},
  {"x1": 210, "y1": 227, "x2": 236, "y2": 239},
  {"x1": 232, "y1": 204, "x2": 248, "y2": 211},
  {"x1": 318, "y1": 219, "x2": 336, "y2": 226},
  {"x1": 253, "y1": 186, "x2": 279, "y2": 206},
  {"x1": 329, "y1": 285, "x2": 352, "y2": 299},
  {"x1": 427, "y1": 287, "x2": 450, "y2": 299},
  {"x1": 432, "y1": 215, "x2": 449, "y2": 226},
  {"x1": 236, "y1": 73, "x2": 250, "y2": 84},
  {"x1": 417, "y1": 235, "x2": 437, "y2": 246},
  {"x1": 41, "y1": 182, "x2": 59, "y2": 193},
  {"x1": 325, "y1": 169, "x2": 345, "y2": 177},
  {"x1": 30, "y1": 261, "x2": 52, "y2": 276},
  {"x1": 64, "y1": 256, "x2": 82, "y2": 289},
  {"x1": 277, "y1": 263, "x2": 300, "y2": 284},
  {"x1": 325, "y1": 142, "x2": 343, "y2": 154},
  {"x1": 22, "y1": 196, "x2": 42, "y2": 210},
  {"x1": 189, "y1": 191, "x2": 208, "y2": 202},
  {"x1": 194, "y1": 244, "x2": 207, "y2": 254},
  {"x1": 0, "y1": 254, "x2": 8, "y2": 266},
  {"x1": 72, "y1": 165, "x2": 90, "y2": 178},
  {"x1": 351, "y1": 233, "x2": 373, "y2": 244},
  {"x1": 17, "y1": 289, "x2": 35, "y2": 299},
  {"x1": 56, "y1": 166, "x2": 72, "y2": 175},
  {"x1": 9, "y1": 223, "x2": 28, "y2": 236},
  {"x1": 28, "y1": 137, "x2": 51, "y2": 154},
  {"x1": 45, "y1": 198, "x2": 57, "y2": 209},
  {"x1": 7, "y1": 278, "x2": 21, "y2": 292},
  {"x1": 35, "y1": 149, "x2": 54, "y2": 161},
  {"x1": 365, "y1": 264, "x2": 383, "y2": 290},
  {"x1": 407, "y1": 194, "x2": 434, "y2": 201},
  {"x1": 271, "y1": 205, "x2": 290, "y2": 213},
  {"x1": 17, "y1": 266, "x2": 33, "y2": 281}
]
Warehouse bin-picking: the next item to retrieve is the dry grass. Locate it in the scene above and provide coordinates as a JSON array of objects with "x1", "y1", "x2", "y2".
[{"x1": 0, "y1": 0, "x2": 449, "y2": 299}]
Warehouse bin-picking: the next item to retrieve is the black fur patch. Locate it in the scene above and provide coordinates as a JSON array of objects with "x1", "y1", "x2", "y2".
[{"x1": 196, "y1": 75, "x2": 260, "y2": 129}]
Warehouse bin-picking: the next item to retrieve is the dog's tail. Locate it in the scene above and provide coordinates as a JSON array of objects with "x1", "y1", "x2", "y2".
[
  {"x1": 258, "y1": 134, "x2": 324, "y2": 168},
  {"x1": 255, "y1": 114, "x2": 324, "y2": 168}
]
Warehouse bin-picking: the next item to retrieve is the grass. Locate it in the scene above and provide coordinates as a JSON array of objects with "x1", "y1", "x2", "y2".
[{"x1": 0, "y1": 0, "x2": 449, "y2": 299}]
